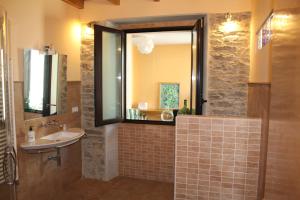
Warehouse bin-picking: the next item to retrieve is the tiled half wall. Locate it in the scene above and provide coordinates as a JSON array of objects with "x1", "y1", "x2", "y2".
[
  {"x1": 175, "y1": 116, "x2": 261, "y2": 200},
  {"x1": 118, "y1": 123, "x2": 175, "y2": 183}
]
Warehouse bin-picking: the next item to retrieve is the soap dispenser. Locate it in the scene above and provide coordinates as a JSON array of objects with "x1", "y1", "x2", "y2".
[{"x1": 28, "y1": 126, "x2": 35, "y2": 143}]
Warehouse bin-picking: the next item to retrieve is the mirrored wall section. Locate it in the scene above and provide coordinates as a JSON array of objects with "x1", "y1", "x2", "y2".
[
  {"x1": 23, "y1": 49, "x2": 67, "y2": 120},
  {"x1": 126, "y1": 31, "x2": 192, "y2": 122}
]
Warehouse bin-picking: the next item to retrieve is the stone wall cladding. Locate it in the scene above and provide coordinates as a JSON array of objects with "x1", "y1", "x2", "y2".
[
  {"x1": 82, "y1": 125, "x2": 119, "y2": 181},
  {"x1": 207, "y1": 13, "x2": 251, "y2": 117},
  {"x1": 57, "y1": 55, "x2": 68, "y2": 115},
  {"x1": 82, "y1": 129, "x2": 105, "y2": 179},
  {"x1": 81, "y1": 36, "x2": 95, "y2": 129},
  {"x1": 80, "y1": 14, "x2": 251, "y2": 121},
  {"x1": 80, "y1": 33, "x2": 176, "y2": 183},
  {"x1": 80, "y1": 13, "x2": 251, "y2": 185}
]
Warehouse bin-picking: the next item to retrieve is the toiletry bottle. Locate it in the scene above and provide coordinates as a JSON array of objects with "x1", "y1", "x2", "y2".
[
  {"x1": 28, "y1": 126, "x2": 35, "y2": 143},
  {"x1": 63, "y1": 124, "x2": 67, "y2": 131}
]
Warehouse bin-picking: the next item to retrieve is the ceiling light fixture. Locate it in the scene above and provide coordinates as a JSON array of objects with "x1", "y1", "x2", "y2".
[{"x1": 135, "y1": 36, "x2": 154, "y2": 54}]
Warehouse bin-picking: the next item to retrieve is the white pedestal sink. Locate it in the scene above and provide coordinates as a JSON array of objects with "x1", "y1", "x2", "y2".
[{"x1": 21, "y1": 128, "x2": 85, "y2": 151}]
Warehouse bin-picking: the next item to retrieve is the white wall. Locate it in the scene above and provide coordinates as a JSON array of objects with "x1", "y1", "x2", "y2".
[
  {"x1": 81, "y1": 0, "x2": 251, "y2": 23},
  {"x1": 249, "y1": 0, "x2": 273, "y2": 83},
  {"x1": 0, "y1": 0, "x2": 252, "y2": 82},
  {"x1": 1, "y1": 0, "x2": 81, "y2": 81}
]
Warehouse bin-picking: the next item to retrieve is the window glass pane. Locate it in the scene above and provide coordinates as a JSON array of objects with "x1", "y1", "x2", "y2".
[
  {"x1": 102, "y1": 31, "x2": 122, "y2": 120},
  {"x1": 191, "y1": 28, "x2": 197, "y2": 113}
]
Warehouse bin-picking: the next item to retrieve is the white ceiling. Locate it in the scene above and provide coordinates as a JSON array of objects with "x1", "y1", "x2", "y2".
[{"x1": 131, "y1": 31, "x2": 192, "y2": 45}]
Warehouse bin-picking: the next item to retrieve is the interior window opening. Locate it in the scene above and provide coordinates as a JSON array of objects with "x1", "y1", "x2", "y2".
[
  {"x1": 94, "y1": 19, "x2": 205, "y2": 126},
  {"x1": 125, "y1": 30, "x2": 192, "y2": 122}
]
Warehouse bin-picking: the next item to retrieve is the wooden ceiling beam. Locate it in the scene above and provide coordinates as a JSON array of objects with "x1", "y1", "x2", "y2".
[
  {"x1": 62, "y1": 0, "x2": 160, "y2": 8},
  {"x1": 106, "y1": 0, "x2": 158, "y2": 5},
  {"x1": 62, "y1": 0, "x2": 84, "y2": 9},
  {"x1": 107, "y1": 0, "x2": 121, "y2": 5}
]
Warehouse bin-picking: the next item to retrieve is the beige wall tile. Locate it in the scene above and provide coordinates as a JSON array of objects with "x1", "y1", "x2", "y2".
[{"x1": 175, "y1": 115, "x2": 261, "y2": 200}]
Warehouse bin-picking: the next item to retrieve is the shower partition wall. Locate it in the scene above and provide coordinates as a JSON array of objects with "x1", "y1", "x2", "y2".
[{"x1": 0, "y1": 6, "x2": 17, "y2": 200}]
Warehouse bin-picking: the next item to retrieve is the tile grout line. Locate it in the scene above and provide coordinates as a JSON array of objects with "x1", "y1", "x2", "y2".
[
  {"x1": 185, "y1": 122, "x2": 188, "y2": 200},
  {"x1": 158, "y1": 127, "x2": 160, "y2": 181},
  {"x1": 220, "y1": 119, "x2": 225, "y2": 200},
  {"x1": 196, "y1": 120, "x2": 200, "y2": 199},
  {"x1": 208, "y1": 118, "x2": 212, "y2": 200},
  {"x1": 174, "y1": 123, "x2": 178, "y2": 200},
  {"x1": 243, "y1": 120, "x2": 250, "y2": 200},
  {"x1": 232, "y1": 120, "x2": 237, "y2": 199}
]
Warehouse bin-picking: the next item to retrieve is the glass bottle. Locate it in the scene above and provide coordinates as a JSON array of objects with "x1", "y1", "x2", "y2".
[{"x1": 178, "y1": 99, "x2": 190, "y2": 115}]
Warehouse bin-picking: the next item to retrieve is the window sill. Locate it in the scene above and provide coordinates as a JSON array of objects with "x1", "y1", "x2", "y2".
[{"x1": 123, "y1": 119, "x2": 175, "y2": 126}]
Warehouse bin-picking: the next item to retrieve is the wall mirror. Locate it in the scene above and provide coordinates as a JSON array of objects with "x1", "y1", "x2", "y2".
[{"x1": 23, "y1": 49, "x2": 67, "y2": 120}]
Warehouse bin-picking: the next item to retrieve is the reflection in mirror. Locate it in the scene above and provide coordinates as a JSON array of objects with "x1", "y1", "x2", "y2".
[
  {"x1": 126, "y1": 31, "x2": 192, "y2": 122},
  {"x1": 23, "y1": 49, "x2": 67, "y2": 120}
]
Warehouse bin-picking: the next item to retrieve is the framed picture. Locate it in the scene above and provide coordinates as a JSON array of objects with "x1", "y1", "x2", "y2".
[
  {"x1": 159, "y1": 83, "x2": 180, "y2": 109},
  {"x1": 258, "y1": 13, "x2": 273, "y2": 49}
]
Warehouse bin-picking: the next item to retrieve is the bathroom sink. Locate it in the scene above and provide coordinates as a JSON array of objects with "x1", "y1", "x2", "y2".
[
  {"x1": 40, "y1": 131, "x2": 81, "y2": 141},
  {"x1": 20, "y1": 128, "x2": 85, "y2": 151}
]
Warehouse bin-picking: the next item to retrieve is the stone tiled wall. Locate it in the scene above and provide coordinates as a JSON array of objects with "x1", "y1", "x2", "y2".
[
  {"x1": 81, "y1": 34, "x2": 121, "y2": 181},
  {"x1": 82, "y1": 124, "x2": 119, "y2": 181},
  {"x1": 175, "y1": 116, "x2": 261, "y2": 200},
  {"x1": 207, "y1": 13, "x2": 251, "y2": 117},
  {"x1": 80, "y1": 13, "x2": 252, "y2": 186},
  {"x1": 82, "y1": 129, "x2": 105, "y2": 180},
  {"x1": 80, "y1": 13, "x2": 251, "y2": 125},
  {"x1": 118, "y1": 123, "x2": 175, "y2": 183},
  {"x1": 81, "y1": 35, "x2": 95, "y2": 129},
  {"x1": 81, "y1": 31, "x2": 176, "y2": 183},
  {"x1": 57, "y1": 55, "x2": 68, "y2": 115}
]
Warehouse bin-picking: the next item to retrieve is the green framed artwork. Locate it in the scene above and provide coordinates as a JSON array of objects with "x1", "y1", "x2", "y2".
[{"x1": 159, "y1": 83, "x2": 180, "y2": 109}]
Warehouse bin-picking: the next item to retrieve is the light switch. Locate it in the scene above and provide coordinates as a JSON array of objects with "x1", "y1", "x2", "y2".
[{"x1": 72, "y1": 106, "x2": 79, "y2": 113}]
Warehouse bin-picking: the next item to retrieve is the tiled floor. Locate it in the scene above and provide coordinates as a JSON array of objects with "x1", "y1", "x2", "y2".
[
  {"x1": 0, "y1": 184, "x2": 11, "y2": 200},
  {"x1": 58, "y1": 177, "x2": 174, "y2": 200}
]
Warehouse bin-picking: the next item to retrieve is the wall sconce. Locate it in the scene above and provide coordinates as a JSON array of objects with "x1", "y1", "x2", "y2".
[
  {"x1": 220, "y1": 13, "x2": 240, "y2": 33},
  {"x1": 72, "y1": 21, "x2": 82, "y2": 42},
  {"x1": 82, "y1": 22, "x2": 94, "y2": 38}
]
